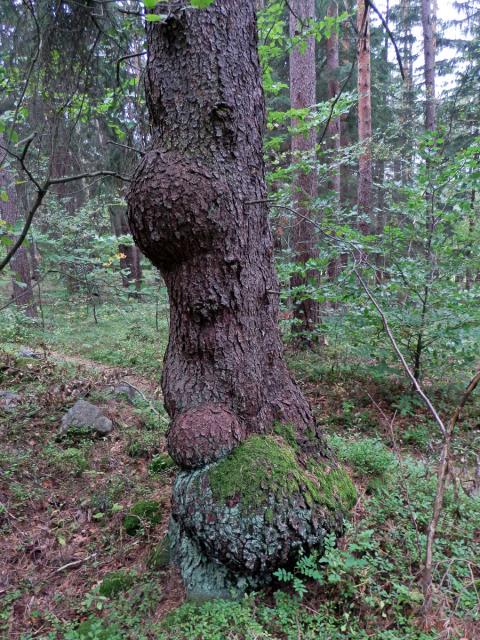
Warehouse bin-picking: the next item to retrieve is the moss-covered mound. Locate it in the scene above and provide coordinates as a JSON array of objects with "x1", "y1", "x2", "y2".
[
  {"x1": 171, "y1": 434, "x2": 356, "y2": 590},
  {"x1": 208, "y1": 434, "x2": 356, "y2": 513}
]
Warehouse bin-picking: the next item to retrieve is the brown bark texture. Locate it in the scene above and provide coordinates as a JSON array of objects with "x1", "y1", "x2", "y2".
[
  {"x1": 109, "y1": 205, "x2": 142, "y2": 293},
  {"x1": 127, "y1": 0, "x2": 343, "y2": 598},
  {"x1": 128, "y1": 1, "x2": 321, "y2": 461},
  {"x1": 421, "y1": 0, "x2": 437, "y2": 132},
  {"x1": 289, "y1": 0, "x2": 320, "y2": 335},
  {"x1": 357, "y1": 0, "x2": 373, "y2": 232},
  {"x1": 0, "y1": 141, "x2": 37, "y2": 317},
  {"x1": 326, "y1": 2, "x2": 341, "y2": 199}
]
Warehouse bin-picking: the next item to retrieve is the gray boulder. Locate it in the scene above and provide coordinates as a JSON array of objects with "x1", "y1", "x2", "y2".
[
  {"x1": 60, "y1": 399, "x2": 113, "y2": 435},
  {"x1": 18, "y1": 348, "x2": 42, "y2": 359},
  {"x1": 0, "y1": 390, "x2": 21, "y2": 412}
]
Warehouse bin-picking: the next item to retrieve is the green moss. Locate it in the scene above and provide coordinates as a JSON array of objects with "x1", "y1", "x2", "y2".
[
  {"x1": 99, "y1": 570, "x2": 136, "y2": 598},
  {"x1": 123, "y1": 499, "x2": 162, "y2": 536},
  {"x1": 272, "y1": 422, "x2": 299, "y2": 451},
  {"x1": 208, "y1": 435, "x2": 356, "y2": 514},
  {"x1": 147, "y1": 535, "x2": 171, "y2": 570},
  {"x1": 308, "y1": 462, "x2": 357, "y2": 512}
]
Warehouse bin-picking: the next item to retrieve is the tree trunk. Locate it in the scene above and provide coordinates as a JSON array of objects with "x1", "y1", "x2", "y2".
[
  {"x1": 109, "y1": 205, "x2": 142, "y2": 294},
  {"x1": 0, "y1": 140, "x2": 37, "y2": 318},
  {"x1": 326, "y1": 1, "x2": 341, "y2": 200},
  {"x1": 127, "y1": 0, "x2": 349, "y2": 599},
  {"x1": 421, "y1": 0, "x2": 437, "y2": 132},
  {"x1": 289, "y1": 0, "x2": 320, "y2": 338},
  {"x1": 357, "y1": 0, "x2": 372, "y2": 234}
]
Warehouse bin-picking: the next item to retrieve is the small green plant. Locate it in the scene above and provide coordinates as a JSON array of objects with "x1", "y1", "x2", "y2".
[
  {"x1": 147, "y1": 535, "x2": 171, "y2": 570},
  {"x1": 48, "y1": 445, "x2": 89, "y2": 476},
  {"x1": 402, "y1": 424, "x2": 431, "y2": 449},
  {"x1": 148, "y1": 453, "x2": 175, "y2": 474},
  {"x1": 329, "y1": 435, "x2": 396, "y2": 479},
  {"x1": 123, "y1": 499, "x2": 162, "y2": 536},
  {"x1": 64, "y1": 616, "x2": 123, "y2": 639}
]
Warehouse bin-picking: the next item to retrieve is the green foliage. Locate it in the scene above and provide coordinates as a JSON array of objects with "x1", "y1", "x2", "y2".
[
  {"x1": 123, "y1": 499, "x2": 162, "y2": 536},
  {"x1": 157, "y1": 598, "x2": 270, "y2": 640},
  {"x1": 329, "y1": 435, "x2": 396, "y2": 479},
  {"x1": 147, "y1": 535, "x2": 171, "y2": 570},
  {"x1": 148, "y1": 452, "x2": 175, "y2": 474},
  {"x1": 47, "y1": 445, "x2": 89, "y2": 476},
  {"x1": 64, "y1": 618, "x2": 123, "y2": 640},
  {"x1": 99, "y1": 571, "x2": 136, "y2": 598}
]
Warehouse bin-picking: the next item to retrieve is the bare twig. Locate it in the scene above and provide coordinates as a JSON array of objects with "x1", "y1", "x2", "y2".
[
  {"x1": 366, "y1": 0, "x2": 405, "y2": 80},
  {"x1": 0, "y1": 169, "x2": 130, "y2": 273},
  {"x1": 116, "y1": 50, "x2": 147, "y2": 85},
  {"x1": 107, "y1": 140, "x2": 145, "y2": 156}
]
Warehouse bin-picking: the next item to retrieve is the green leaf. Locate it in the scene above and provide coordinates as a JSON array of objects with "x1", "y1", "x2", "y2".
[
  {"x1": 0, "y1": 190, "x2": 8, "y2": 202},
  {"x1": 143, "y1": 0, "x2": 158, "y2": 8},
  {"x1": 191, "y1": 0, "x2": 214, "y2": 7},
  {"x1": 145, "y1": 13, "x2": 164, "y2": 22}
]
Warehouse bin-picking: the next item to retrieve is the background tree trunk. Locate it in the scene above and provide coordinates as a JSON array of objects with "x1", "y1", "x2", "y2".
[
  {"x1": 0, "y1": 139, "x2": 37, "y2": 318},
  {"x1": 326, "y1": 1, "x2": 341, "y2": 201},
  {"x1": 289, "y1": 0, "x2": 320, "y2": 338},
  {"x1": 421, "y1": 0, "x2": 437, "y2": 132},
  {"x1": 357, "y1": 0, "x2": 373, "y2": 234},
  {"x1": 109, "y1": 205, "x2": 142, "y2": 294}
]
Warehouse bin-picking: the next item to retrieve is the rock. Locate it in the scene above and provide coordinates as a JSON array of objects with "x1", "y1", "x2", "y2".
[
  {"x1": 107, "y1": 382, "x2": 142, "y2": 405},
  {"x1": 0, "y1": 390, "x2": 21, "y2": 412},
  {"x1": 17, "y1": 348, "x2": 42, "y2": 359},
  {"x1": 60, "y1": 399, "x2": 113, "y2": 435}
]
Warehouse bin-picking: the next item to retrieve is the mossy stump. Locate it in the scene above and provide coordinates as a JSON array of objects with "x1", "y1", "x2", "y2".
[{"x1": 169, "y1": 434, "x2": 355, "y2": 599}]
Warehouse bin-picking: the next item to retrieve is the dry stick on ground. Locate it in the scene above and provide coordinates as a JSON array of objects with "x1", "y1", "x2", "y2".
[
  {"x1": 421, "y1": 368, "x2": 480, "y2": 615},
  {"x1": 247, "y1": 198, "x2": 480, "y2": 615}
]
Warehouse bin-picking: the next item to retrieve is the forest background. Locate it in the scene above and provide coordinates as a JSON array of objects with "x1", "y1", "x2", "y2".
[{"x1": 0, "y1": 1, "x2": 479, "y2": 639}]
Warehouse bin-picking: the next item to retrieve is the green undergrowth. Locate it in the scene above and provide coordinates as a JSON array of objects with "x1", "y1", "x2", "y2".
[{"x1": 208, "y1": 434, "x2": 356, "y2": 513}]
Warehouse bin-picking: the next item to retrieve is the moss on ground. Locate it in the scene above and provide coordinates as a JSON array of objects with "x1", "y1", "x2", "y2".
[
  {"x1": 123, "y1": 499, "x2": 162, "y2": 536},
  {"x1": 99, "y1": 571, "x2": 136, "y2": 598},
  {"x1": 208, "y1": 434, "x2": 356, "y2": 514}
]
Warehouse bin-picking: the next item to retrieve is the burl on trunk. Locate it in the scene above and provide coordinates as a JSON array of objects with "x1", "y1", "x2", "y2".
[{"x1": 127, "y1": 0, "x2": 354, "y2": 599}]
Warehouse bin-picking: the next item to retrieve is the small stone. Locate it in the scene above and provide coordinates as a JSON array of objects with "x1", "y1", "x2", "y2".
[
  {"x1": 17, "y1": 348, "x2": 42, "y2": 359},
  {"x1": 60, "y1": 399, "x2": 113, "y2": 435},
  {"x1": 0, "y1": 390, "x2": 21, "y2": 412},
  {"x1": 107, "y1": 382, "x2": 141, "y2": 405}
]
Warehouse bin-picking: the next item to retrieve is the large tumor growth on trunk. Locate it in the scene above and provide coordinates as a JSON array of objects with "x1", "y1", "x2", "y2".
[{"x1": 127, "y1": 0, "x2": 354, "y2": 598}]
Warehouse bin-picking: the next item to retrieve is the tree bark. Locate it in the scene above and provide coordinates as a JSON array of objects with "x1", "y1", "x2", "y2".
[
  {"x1": 109, "y1": 205, "x2": 142, "y2": 294},
  {"x1": 421, "y1": 0, "x2": 437, "y2": 132},
  {"x1": 127, "y1": 0, "x2": 344, "y2": 599},
  {"x1": 357, "y1": 0, "x2": 373, "y2": 233},
  {"x1": 326, "y1": 1, "x2": 341, "y2": 200},
  {"x1": 0, "y1": 139, "x2": 37, "y2": 318},
  {"x1": 289, "y1": 0, "x2": 320, "y2": 337}
]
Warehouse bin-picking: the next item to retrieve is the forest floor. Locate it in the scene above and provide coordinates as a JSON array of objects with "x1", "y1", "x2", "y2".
[{"x1": 0, "y1": 303, "x2": 479, "y2": 639}]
